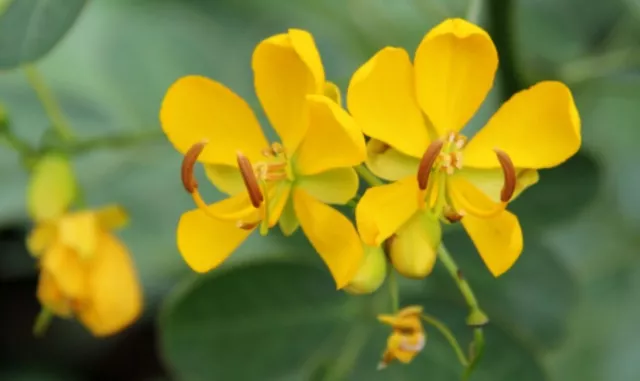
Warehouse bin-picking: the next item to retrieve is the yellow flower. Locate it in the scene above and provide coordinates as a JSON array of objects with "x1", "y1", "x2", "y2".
[
  {"x1": 28, "y1": 205, "x2": 142, "y2": 337},
  {"x1": 26, "y1": 155, "x2": 142, "y2": 337},
  {"x1": 344, "y1": 244, "x2": 387, "y2": 295},
  {"x1": 349, "y1": 18, "x2": 581, "y2": 276},
  {"x1": 378, "y1": 306, "x2": 426, "y2": 369},
  {"x1": 160, "y1": 29, "x2": 367, "y2": 288}
]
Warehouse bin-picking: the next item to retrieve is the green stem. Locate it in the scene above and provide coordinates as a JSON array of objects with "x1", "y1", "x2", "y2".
[
  {"x1": 355, "y1": 164, "x2": 383, "y2": 186},
  {"x1": 65, "y1": 129, "x2": 163, "y2": 154},
  {"x1": 437, "y1": 244, "x2": 487, "y2": 379},
  {"x1": 437, "y1": 245, "x2": 485, "y2": 320},
  {"x1": 465, "y1": 0, "x2": 484, "y2": 24},
  {"x1": 33, "y1": 307, "x2": 54, "y2": 337},
  {"x1": 421, "y1": 313, "x2": 469, "y2": 367},
  {"x1": 463, "y1": 328, "x2": 485, "y2": 381},
  {"x1": 0, "y1": 128, "x2": 34, "y2": 157},
  {"x1": 388, "y1": 268, "x2": 399, "y2": 312},
  {"x1": 23, "y1": 64, "x2": 74, "y2": 141}
]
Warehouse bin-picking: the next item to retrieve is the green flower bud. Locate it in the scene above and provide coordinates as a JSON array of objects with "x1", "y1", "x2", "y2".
[
  {"x1": 28, "y1": 154, "x2": 77, "y2": 221},
  {"x1": 388, "y1": 213, "x2": 441, "y2": 279},
  {"x1": 345, "y1": 245, "x2": 387, "y2": 295}
]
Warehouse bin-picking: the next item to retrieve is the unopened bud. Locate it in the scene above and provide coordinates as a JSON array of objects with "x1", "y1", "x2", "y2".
[
  {"x1": 27, "y1": 154, "x2": 77, "y2": 222},
  {"x1": 388, "y1": 214, "x2": 441, "y2": 279},
  {"x1": 345, "y1": 245, "x2": 387, "y2": 295}
]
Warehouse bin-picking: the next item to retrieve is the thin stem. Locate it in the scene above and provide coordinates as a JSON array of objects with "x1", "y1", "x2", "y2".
[
  {"x1": 463, "y1": 328, "x2": 485, "y2": 381},
  {"x1": 465, "y1": 0, "x2": 483, "y2": 24},
  {"x1": 388, "y1": 268, "x2": 399, "y2": 312},
  {"x1": 421, "y1": 313, "x2": 469, "y2": 367},
  {"x1": 437, "y1": 244, "x2": 487, "y2": 379},
  {"x1": 23, "y1": 64, "x2": 74, "y2": 141},
  {"x1": 0, "y1": 129, "x2": 34, "y2": 157},
  {"x1": 65, "y1": 129, "x2": 163, "y2": 154},
  {"x1": 437, "y1": 245, "x2": 482, "y2": 313},
  {"x1": 33, "y1": 307, "x2": 54, "y2": 337},
  {"x1": 355, "y1": 164, "x2": 383, "y2": 186}
]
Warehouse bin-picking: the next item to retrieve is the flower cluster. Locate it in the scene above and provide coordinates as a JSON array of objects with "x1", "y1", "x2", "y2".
[
  {"x1": 26, "y1": 154, "x2": 142, "y2": 337},
  {"x1": 160, "y1": 18, "x2": 581, "y2": 368}
]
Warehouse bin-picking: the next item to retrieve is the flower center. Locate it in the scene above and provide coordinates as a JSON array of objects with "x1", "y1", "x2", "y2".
[
  {"x1": 415, "y1": 132, "x2": 516, "y2": 223},
  {"x1": 180, "y1": 141, "x2": 293, "y2": 235}
]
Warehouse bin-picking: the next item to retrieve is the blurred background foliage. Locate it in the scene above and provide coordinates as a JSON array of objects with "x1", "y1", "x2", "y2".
[{"x1": 0, "y1": 0, "x2": 638, "y2": 380}]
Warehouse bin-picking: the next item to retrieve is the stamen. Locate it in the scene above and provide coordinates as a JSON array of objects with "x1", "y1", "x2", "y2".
[
  {"x1": 236, "y1": 152, "x2": 264, "y2": 208},
  {"x1": 455, "y1": 136, "x2": 467, "y2": 150},
  {"x1": 261, "y1": 148, "x2": 273, "y2": 157},
  {"x1": 236, "y1": 220, "x2": 259, "y2": 230},
  {"x1": 493, "y1": 149, "x2": 516, "y2": 202},
  {"x1": 181, "y1": 140, "x2": 208, "y2": 193},
  {"x1": 271, "y1": 142, "x2": 285, "y2": 155},
  {"x1": 444, "y1": 206, "x2": 465, "y2": 222},
  {"x1": 417, "y1": 139, "x2": 444, "y2": 190}
]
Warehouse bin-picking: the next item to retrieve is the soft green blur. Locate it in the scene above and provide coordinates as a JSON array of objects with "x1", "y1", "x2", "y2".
[{"x1": 0, "y1": 0, "x2": 639, "y2": 380}]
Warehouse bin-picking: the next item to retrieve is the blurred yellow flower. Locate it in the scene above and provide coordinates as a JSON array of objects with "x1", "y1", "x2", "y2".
[
  {"x1": 349, "y1": 18, "x2": 581, "y2": 276},
  {"x1": 160, "y1": 29, "x2": 366, "y2": 288},
  {"x1": 29, "y1": 205, "x2": 142, "y2": 337},
  {"x1": 378, "y1": 305, "x2": 426, "y2": 369},
  {"x1": 26, "y1": 155, "x2": 142, "y2": 337}
]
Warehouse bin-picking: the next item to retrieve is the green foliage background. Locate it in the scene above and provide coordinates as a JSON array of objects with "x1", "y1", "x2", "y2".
[{"x1": 0, "y1": 0, "x2": 638, "y2": 380}]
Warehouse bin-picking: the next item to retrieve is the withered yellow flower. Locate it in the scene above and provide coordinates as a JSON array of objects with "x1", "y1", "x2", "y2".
[
  {"x1": 29, "y1": 205, "x2": 142, "y2": 337},
  {"x1": 27, "y1": 155, "x2": 142, "y2": 337},
  {"x1": 160, "y1": 29, "x2": 367, "y2": 288},
  {"x1": 349, "y1": 18, "x2": 581, "y2": 276},
  {"x1": 378, "y1": 306, "x2": 426, "y2": 369}
]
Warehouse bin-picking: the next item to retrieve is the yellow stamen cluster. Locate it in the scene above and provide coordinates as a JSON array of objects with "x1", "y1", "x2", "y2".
[
  {"x1": 181, "y1": 141, "x2": 293, "y2": 235},
  {"x1": 415, "y1": 132, "x2": 517, "y2": 222}
]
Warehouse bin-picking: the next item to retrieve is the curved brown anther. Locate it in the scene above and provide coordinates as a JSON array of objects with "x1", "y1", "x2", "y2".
[
  {"x1": 236, "y1": 152, "x2": 264, "y2": 208},
  {"x1": 181, "y1": 140, "x2": 208, "y2": 193},
  {"x1": 444, "y1": 207, "x2": 465, "y2": 223},
  {"x1": 494, "y1": 149, "x2": 516, "y2": 202},
  {"x1": 417, "y1": 139, "x2": 444, "y2": 190},
  {"x1": 236, "y1": 220, "x2": 260, "y2": 230}
]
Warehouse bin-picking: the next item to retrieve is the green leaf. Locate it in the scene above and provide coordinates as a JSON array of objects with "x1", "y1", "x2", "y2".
[
  {"x1": 0, "y1": 0, "x2": 87, "y2": 69},
  {"x1": 433, "y1": 230, "x2": 578, "y2": 351},
  {"x1": 161, "y1": 261, "x2": 548, "y2": 381},
  {"x1": 510, "y1": 151, "x2": 600, "y2": 230}
]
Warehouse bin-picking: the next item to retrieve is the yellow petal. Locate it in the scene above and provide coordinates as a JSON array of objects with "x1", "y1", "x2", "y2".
[
  {"x1": 297, "y1": 167, "x2": 358, "y2": 205},
  {"x1": 456, "y1": 168, "x2": 539, "y2": 203},
  {"x1": 293, "y1": 188, "x2": 364, "y2": 289},
  {"x1": 323, "y1": 81, "x2": 342, "y2": 105},
  {"x1": 27, "y1": 154, "x2": 76, "y2": 221},
  {"x1": 266, "y1": 182, "x2": 292, "y2": 227},
  {"x1": 278, "y1": 197, "x2": 299, "y2": 236},
  {"x1": 355, "y1": 176, "x2": 420, "y2": 247},
  {"x1": 41, "y1": 243, "x2": 87, "y2": 300},
  {"x1": 204, "y1": 164, "x2": 245, "y2": 195},
  {"x1": 414, "y1": 18, "x2": 498, "y2": 135},
  {"x1": 449, "y1": 178, "x2": 523, "y2": 276},
  {"x1": 95, "y1": 204, "x2": 129, "y2": 230},
  {"x1": 345, "y1": 245, "x2": 387, "y2": 295},
  {"x1": 252, "y1": 29, "x2": 324, "y2": 152},
  {"x1": 366, "y1": 139, "x2": 421, "y2": 181},
  {"x1": 177, "y1": 208, "x2": 254, "y2": 273},
  {"x1": 26, "y1": 222, "x2": 57, "y2": 258},
  {"x1": 160, "y1": 75, "x2": 268, "y2": 166},
  {"x1": 200, "y1": 192, "x2": 260, "y2": 222},
  {"x1": 463, "y1": 81, "x2": 581, "y2": 169},
  {"x1": 294, "y1": 95, "x2": 366, "y2": 175},
  {"x1": 78, "y1": 233, "x2": 142, "y2": 336},
  {"x1": 388, "y1": 213, "x2": 440, "y2": 279},
  {"x1": 37, "y1": 270, "x2": 72, "y2": 317},
  {"x1": 57, "y1": 211, "x2": 99, "y2": 260},
  {"x1": 347, "y1": 47, "x2": 430, "y2": 157}
]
